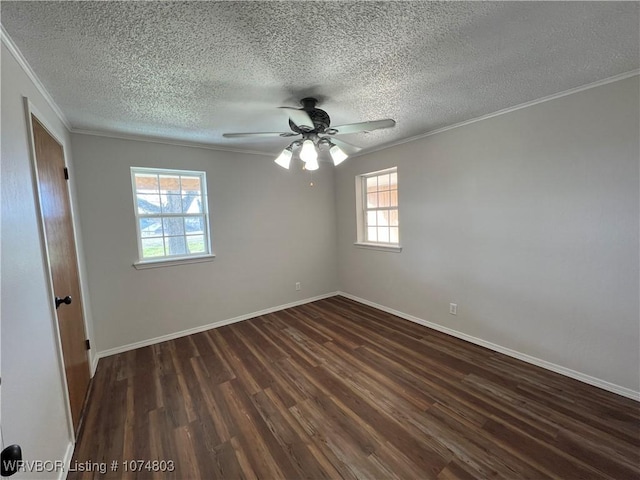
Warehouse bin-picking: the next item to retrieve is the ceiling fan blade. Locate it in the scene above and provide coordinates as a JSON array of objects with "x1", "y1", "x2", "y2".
[
  {"x1": 330, "y1": 138, "x2": 362, "y2": 155},
  {"x1": 223, "y1": 131, "x2": 298, "y2": 138},
  {"x1": 278, "y1": 107, "x2": 315, "y2": 131},
  {"x1": 328, "y1": 119, "x2": 396, "y2": 135}
]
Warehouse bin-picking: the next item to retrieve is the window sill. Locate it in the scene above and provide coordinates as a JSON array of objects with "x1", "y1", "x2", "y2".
[
  {"x1": 133, "y1": 254, "x2": 215, "y2": 270},
  {"x1": 354, "y1": 242, "x2": 402, "y2": 253}
]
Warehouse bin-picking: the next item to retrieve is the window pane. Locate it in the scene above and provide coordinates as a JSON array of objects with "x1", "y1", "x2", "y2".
[
  {"x1": 132, "y1": 168, "x2": 210, "y2": 262},
  {"x1": 378, "y1": 227, "x2": 390, "y2": 243},
  {"x1": 181, "y1": 176, "x2": 201, "y2": 194},
  {"x1": 163, "y1": 217, "x2": 184, "y2": 236},
  {"x1": 159, "y1": 175, "x2": 180, "y2": 194},
  {"x1": 141, "y1": 237, "x2": 165, "y2": 258},
  {"x1": 137, "y1": 194, "x2": 161, "y2": 214},
  {"x1": 389, "y1": 190, "x2": 398, "y2": 207},
  {"x1": 135, "y1": 174, "x2": 158, "y2": 194},
  {"x1": 389, "y1": 209, "x2": 399, "y2": 226},
  {"x1": 378, "y1": 191, "x2": 390, "y2": 207},
  {"x1": 140, "y1": 218, "x2": 162, "y2": 237},
  {"x1": 185, "y1": 216, "x2": 204, "y2": 234},
  {"x1": 165, "y1": 236, "x2": 186, "y2": 256},
  {"x1": 358, "y1": 168, "x2": 398, "y2": 247},
  {"x1": 183, "y1": 195, "x2": 203, "y2": 213},
  {"x1": 390, "y1": 227, "x2": 399, "y2": 244},
  {"x1": 187, "y1": 235, "x2": 205, "y2": 254},
  {"x1": 366, "y1": 211, "x2": 377, "y2": 227},
  {"x1": 161, "y1": 194, "x2": 183, "y2": 213},
  {"x1": 366, "y1": 176, "x2": 377, "y2": 191},
  {"x1": 377, "y1": 174, "x2": 390, "y2": 191}
]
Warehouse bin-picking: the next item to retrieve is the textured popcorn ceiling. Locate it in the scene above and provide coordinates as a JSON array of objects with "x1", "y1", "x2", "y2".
[{"x1": 2, "y1": 1, "x2": 638, "y2": 155}]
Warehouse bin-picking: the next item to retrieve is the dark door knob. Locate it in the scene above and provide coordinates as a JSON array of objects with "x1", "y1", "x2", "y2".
[
  {"x1": 55, "y1": 295, "x2": 72, "y2": 309},
  {"x1": 1, "y1": 444, "x2": 22, "y2": 476}
]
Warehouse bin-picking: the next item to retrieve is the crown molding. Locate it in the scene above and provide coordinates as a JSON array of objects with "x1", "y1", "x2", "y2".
[
  {"x1": 1, "y1": 24, "x2": 72, "y2": 130},
  {"x1": 356, "y1": 69, "x2": 640, "y2": 158}
]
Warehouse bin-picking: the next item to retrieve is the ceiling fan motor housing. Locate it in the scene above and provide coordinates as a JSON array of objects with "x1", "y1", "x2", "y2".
[{"x1": 289, "y1": 97, "x2": 331, "y2": 133}]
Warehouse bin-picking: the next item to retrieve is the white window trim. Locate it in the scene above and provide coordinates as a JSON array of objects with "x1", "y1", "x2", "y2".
[
  {"x1": 353, "y1": 242, "x2": 403, "y2": 253},
  {"x1": 355, "y1": 166, "x2": 402, "y2": 251},
  {"x1": 131, "y1": 166, "x2": 214, "y2": 268},
  {"x1": 133, "y1": 254, "x2": 215, "y2": 270}
]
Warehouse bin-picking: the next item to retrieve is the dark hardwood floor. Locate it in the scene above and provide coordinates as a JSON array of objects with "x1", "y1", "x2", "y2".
[{"x1": 69, "y1": 296, "x2": 639, "y2": 479}]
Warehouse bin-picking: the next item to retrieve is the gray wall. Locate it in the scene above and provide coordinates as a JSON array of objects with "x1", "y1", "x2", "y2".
[
  {"x1": 71, "y1": 134, "x2": 338, "y2": 353},
  {"x1": 1, "y1": 42, "x2": 76, "y2": 477},
  {"x1": 335, "y1": 76, "x2": 640, "y2": 394}
]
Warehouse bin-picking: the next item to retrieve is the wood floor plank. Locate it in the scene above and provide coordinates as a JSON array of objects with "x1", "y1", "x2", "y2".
[
  {"x1": 229, "y1": 436, "x2": 258, "y2": 480},
  {"x1": 323, "y1": 341, "x2": 434, "y2": 411},
  {"x1": 262, "y1": 387, "x2": 338, "y2": 468},
  {"x1": 251, "y1": 389, "x2": 334, "y2": 479},
  {"x1": 226, "y1": 377, "x2": 300, "y2": 479},
  {"x1": 69, "y1": 296, "x2": 640, "y2": 479},
  {"x1": 173, "y1": 424, "x2": 202, "y2": 480},
  {"x1": 307, "y1": 365, "x2": 452, "y2": 476},
  {"x1": 194, "y1": 350, "x2": 235, "y2": 386},
  {"x1": 208, "y1": 329, "x2": 262, "y2": 396},
  {"x1": 294, "y1": 398, "x2": 392, "y2": 479},
  {"x1": 189, "y1": 358, "x2": 233, "y2": 444},
  {"x1": 482, "y1": 418, "x2": 609, "y2": 478},
  {"x1": 211, "y1": 439, "x2": 244, "y2": 479},
  {"x1": 233, "y1": 328, "x2": 299, "y2": 409}
]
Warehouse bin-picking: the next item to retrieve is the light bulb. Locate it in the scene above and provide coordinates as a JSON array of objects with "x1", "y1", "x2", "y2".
[
  {"x1": 274, "y1": 148, "x2": 292, "y2": 169},
  {"x1": 299, "y1": 139, "x2": 318, "y2": 164},
  {"x1": 330, "y1": 144, "x2": 348, "y2": 166},
  {"x1": 305, "y1": 155, "x2": 319, "y2": 171}
]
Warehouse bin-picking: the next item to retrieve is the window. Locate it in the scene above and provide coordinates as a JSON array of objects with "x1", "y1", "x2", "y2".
[
  {"x1": 356, "y1": 167, "x2": 401, "y2": 251},
  {"x1": 131, "y1": 167, "x2": 213, "y2": 266}
]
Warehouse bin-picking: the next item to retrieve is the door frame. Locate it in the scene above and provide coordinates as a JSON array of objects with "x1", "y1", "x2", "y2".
[{"x1": 23, "y1": 97, "x2": 94, "y2": 440}]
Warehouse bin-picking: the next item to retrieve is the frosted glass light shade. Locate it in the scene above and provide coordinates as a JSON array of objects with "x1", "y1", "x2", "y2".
[
  {"x1": 305, "y1": 155, "x2": 319, "y2": 171},
  {"x1": 274, "y1": 148, "x2": 292, "y2": 169},
  {"x1": 330, "y1": 144, "x2": 348, "y2": 166},
  {"x1": 299, "y1": 139, "x2": 318, "y2": 164}
]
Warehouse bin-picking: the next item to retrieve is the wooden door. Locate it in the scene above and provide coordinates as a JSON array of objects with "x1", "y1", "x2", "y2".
[{"x1": 31, "y1": 115, "x2": 90, "y2": 432}]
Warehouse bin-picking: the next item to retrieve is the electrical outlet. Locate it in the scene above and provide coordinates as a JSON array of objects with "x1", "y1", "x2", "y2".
[
  {"x1": 449, "y1": 303, "x2": 457, "y2": 315},
  {"x1": 295, "y1": 282, "x2": 301, "y2": 291}
]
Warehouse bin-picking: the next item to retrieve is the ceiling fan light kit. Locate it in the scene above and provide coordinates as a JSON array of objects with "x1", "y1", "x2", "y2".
[
  {"x1": 304, "y1": 154, "x2": 320, "y2": 171},
  {"x1": 223, "y1": 97, "x2": 396, "y2": 171},
  {"x1": 329, "y1": 143, "x2": 348, "y2": 166},
  {"x1": 274, "y1": 146, "x2": 293, "y2": 169},
  {"x1": 299, "y1": 139, "x2": 318, "y2": 164}
]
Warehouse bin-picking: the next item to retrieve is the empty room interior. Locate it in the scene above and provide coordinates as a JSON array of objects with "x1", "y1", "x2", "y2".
[{"x1": 2, "y1": 1, "x2": 639, "y2": 479}]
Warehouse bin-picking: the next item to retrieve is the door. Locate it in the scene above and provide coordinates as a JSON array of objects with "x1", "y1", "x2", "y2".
[{"x1": 31, "y1": 115, "x2": 90, "y2": 432}]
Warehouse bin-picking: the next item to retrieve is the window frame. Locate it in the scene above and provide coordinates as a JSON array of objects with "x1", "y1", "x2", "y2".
[
  {"x1": 130, "y1": 166, "x2": 215, "y2": 269},
  {"x1": 355, "y1": 166, "x2": 402, "y2": 252}
]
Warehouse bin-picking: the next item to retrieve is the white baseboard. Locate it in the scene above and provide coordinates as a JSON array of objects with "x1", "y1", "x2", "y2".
[
  {"x1": 95, "y1": 292, "x2": 339, "y2": 361},
  {"x1": 337, "y1": 292, "x2": 640, "y2": 401},
  {"x1": 89, "y1": 351, "x2": 99, "y2": 377},
  {"x1": 59, "y1": 441, "x2": 75, "y2": 480}
]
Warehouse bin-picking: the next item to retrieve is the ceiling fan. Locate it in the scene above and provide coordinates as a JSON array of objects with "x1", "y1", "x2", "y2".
[{"x1": 223, "y1": 97, "x2": 396, "y2": 170}]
